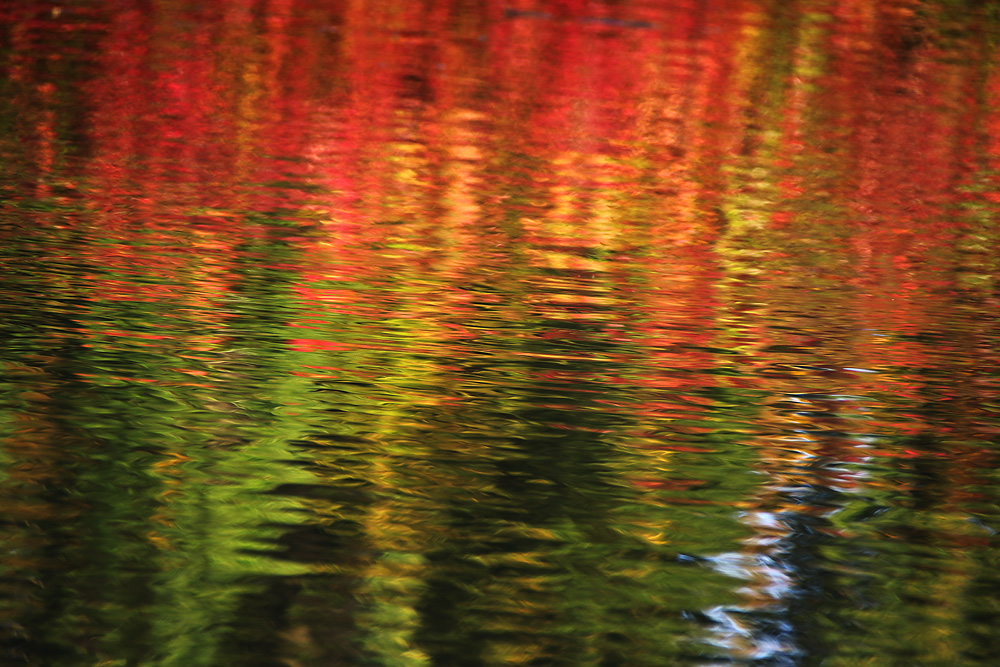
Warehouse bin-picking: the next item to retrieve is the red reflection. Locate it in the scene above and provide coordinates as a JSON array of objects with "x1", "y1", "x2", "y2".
[{"x1": 2, "y1": 0, "x2": 996, "y2": 452}]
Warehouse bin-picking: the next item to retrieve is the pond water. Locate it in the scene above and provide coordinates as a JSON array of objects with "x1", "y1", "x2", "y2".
[{"x1": 2, "y1": 1, "x2": 1000, "y2": 665}]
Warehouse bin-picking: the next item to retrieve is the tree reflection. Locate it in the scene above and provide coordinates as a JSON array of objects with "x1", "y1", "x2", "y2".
[{"x1": 2, "y1": 1, "x2": 1000, "y2": 666}]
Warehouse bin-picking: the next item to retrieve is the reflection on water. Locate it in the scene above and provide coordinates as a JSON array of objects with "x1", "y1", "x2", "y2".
[{"x1": 2, "y1": 1, "x2": 1000, "y2": 665}]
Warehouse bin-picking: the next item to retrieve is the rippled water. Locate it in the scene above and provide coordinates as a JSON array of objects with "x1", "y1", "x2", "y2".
[{"x1": 2, "y1": 2, "x2": 1000, "y2": 665}]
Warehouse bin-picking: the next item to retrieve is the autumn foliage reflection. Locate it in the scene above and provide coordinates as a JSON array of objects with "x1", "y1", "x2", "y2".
[{"x1": 2, "y1": 1, "x2": 1000, "y2": 665}]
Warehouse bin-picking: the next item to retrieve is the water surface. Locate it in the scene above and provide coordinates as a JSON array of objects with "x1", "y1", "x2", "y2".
[{"x1": 2, "y1": 2, "x2": 1000, "y2": 665}]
